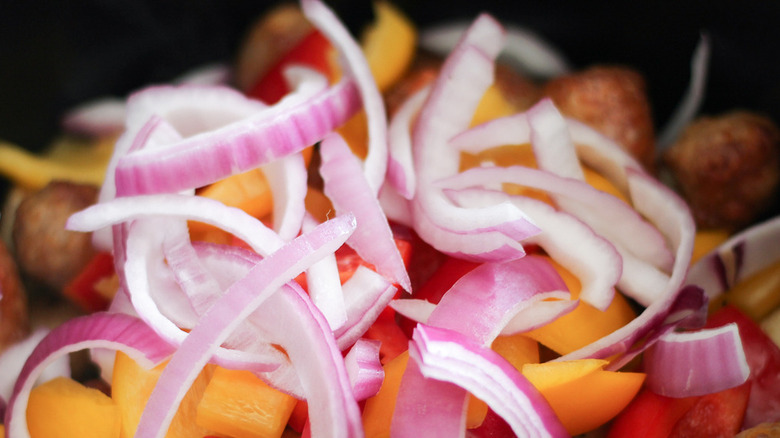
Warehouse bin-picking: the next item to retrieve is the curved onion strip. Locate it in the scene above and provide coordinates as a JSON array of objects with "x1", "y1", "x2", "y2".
[
  {"x1": 4, "y1": 313, "x2": 174, "y2": 438},
  {"x1": 163, "y1": 224, "x2": 223, "y2": 316},
  {"x1": 391, "y1": 291, "x2": 575, "y2": 337},
  {"x1": 344, "y1": 339, "x2": 384, "y2": 401},
  {"x1": 135, "y1": 214, "x2": 357, "y2": 438},
  {"x1": 527, "y1": 98, "x2": 585, "y2": 180},
  {"x1": 446, "y1": 187, "x2": 620, "y2": 311},
  {"x1": 302, "y1": 214, "x2": 348, "y2": 330},
  {"x1": 301, "y1": 0, "x2": 388, "y2": 196},
  {"x1": 0, "y1": 329, "x2": 70, "y2": 406},
  {"x1": 420, "y1": 21, "x2": 570, "y2": 79},
  {"x1": 392, "y1": 256, "x2": 569, "y2": 436},
  {"x1": 334, "y1": 265, "x2": 397, "y2": 351},
  {"x1": 657, "y1": 33, "x2": 711, "y2": 150},
  {"x1": 61, "y1": 97, "x2": 127, "y2": 136},
  {"x1": 449, "y1": 112, "x2": 530, "y2": 153},
  {"x1": 124, "y1": 220, "x2": 287, "y2": 371},
  {"x1": 558, "y1": 170, "x2": 702, "y2": 368},
  {"x1": 377, "y1": 183, "x2": 413, "y2": 227},
  {"x1": 410, "y1": 15, "x2": 542, "y2": 261},
  {"x1": 387, "y1": 85, "x2": 429, "y2": 199},
  {"x1": 426, "y1": 256, "x2": 569, "y2": 343},
  {"x1": 193, "y1": 242, "x2": 364, "y2": 433},
  {"x1": 319, "y1": 132, "x2": 411, "y2": 291},
  {"x1": 101, "y1": 84, "x2": 269, "y2": 202},
  {"x1": 114, "y1": 69, "x2": 360, "y2": 196},
  {"x1": 644, "y1": 323, "x2": 749, "y2": 397},
  {"x1": 686, "y1": 215, "x2": 780, "y2": 300},
  {"x1": 262, "y1": 152, "x2": 309, "y2": 241},
  {"x1": 404, "y1": 324, "x2": 569, "y2": 438},
  {"x1": 69, "y1": 194, "x2": 285, "y2": 257},
  {"x1": 440, "y1": 165, "x2": 672, "y2": 305}
]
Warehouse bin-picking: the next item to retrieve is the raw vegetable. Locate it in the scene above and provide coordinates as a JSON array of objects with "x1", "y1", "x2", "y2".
[
  {"x1": 2, "y1": 0, "x2": 779, "y2": 437},
  {"x1": 26, "y1": 377, "x2": 120, "y2": 438}
]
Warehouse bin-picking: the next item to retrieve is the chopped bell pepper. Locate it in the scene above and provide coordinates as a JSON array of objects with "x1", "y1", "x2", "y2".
[
  {"x1": 112, "y1": 352, "x2": 217, "y2": 438},
  {"x1": 62, "y1": 251, "x2": 116, "y2": 313},
  {"x1": 195, "y1": 367, "x2": 297, "y2": 438},
  {"x1": 522, "y1": 359, "x2": 646, "y2": 435},
  {"x1": 26, "y1": 376, "x2": 121, "y2": 438}
]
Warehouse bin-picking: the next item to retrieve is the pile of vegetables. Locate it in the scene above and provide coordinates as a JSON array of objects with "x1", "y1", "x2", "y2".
[{"x1": 0, "y1": 0, "x2": 779, "y2": 437}]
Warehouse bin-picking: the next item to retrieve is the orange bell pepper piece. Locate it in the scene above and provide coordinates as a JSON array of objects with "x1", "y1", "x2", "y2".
[
  {"x1": 195, "y1": 367, "x2": 297, "y2": 438},
  {"x1": 26, "y1": 376, "x2": 121, "y2": 438},
  {"x1": 522, "y1": 359, "x2": 646, "y2": 435},
  {"x1": 524, "y1": 256, "x2": 636, "y2": 355},
  {"x1": 112, "y1": 352, "x2": 216, "y2": 438}
]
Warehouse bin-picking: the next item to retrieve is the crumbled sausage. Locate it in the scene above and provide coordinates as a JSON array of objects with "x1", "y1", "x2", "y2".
[
  {"x1": 0, "y1": 238, "x2": 29, "y2": 352},
  {"x1": 663, "y1": 111, "x2": 780, "y2": 231},
  {"x1": 543, "y1": 65, "x2": 657, "y2": 171},
  {"x1": 13, "y1": 181, "x2": 99, "y2": 291}
]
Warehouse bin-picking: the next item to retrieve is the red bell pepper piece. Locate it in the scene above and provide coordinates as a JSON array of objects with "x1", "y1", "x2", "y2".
[
  {"x1": 669, "y1": 382, "x2": 751, "y2": 438},
  {"x1": 62, "y1": 251, "x2": 115, "y2": 312},
  {"x1": 246, "y1": 29, "x2": 334, "y2": 105},
  {"x1": 704, "y1": 305, "x2": 780, "y2": 428},
  {"x1": 607, "y1": 389, "x2": 698, "y2": 438}
]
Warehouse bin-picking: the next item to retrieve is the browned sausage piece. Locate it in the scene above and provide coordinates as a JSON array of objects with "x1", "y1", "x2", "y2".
[
  {"x1": 0, "y1": 238, "x2": 29, "y2": 352},
  {"x1": 233, "y1": 3, "x2": 313, "y2": 92},
  {"x1": 543, "y1": 65, "x2": 657, "y2": 171},
  {"x1": 663, "y1": 111, "x2": 780, "y2": 231},
  {"x1": 12, "y1": 181, "x2": 99, "y2": 292}
]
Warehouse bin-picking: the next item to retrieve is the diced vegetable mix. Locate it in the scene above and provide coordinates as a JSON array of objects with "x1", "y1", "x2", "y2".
[{"x1": 0, "y1": 0, "x2": 779, "y2": 437}]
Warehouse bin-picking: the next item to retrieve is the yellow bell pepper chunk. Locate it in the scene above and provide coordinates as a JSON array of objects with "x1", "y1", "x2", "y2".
[
  {"x1": 196, "y1": 367, "x2": 297, "y2": 438},
  {"x1": 522, "y1": 359, "x2": 646, "y2": 435},
  {"x1": 692, "y1": 228, "x2": 731, "y2": 265},
  {"x1": 0, "y1": 136, "x2": 114, "y2": 190},
  {"x1": 724, "y1": 259, "x2": 780, "y2": 321},
  {"x1": 112, "y1": 352, "x2": 216, "y2": 438},
  {"x1": 524, "y1": 256, "x2": 636, "y2": 355},
  {"x1": 362, "y1": 350, "x2": 409, "y2": 438},
  {"x1": 26, "y1": 377, "x2": 121, "y2": 438},
  {"x1": 362, "y1": 2, "x2": 417, "y2": 93}
]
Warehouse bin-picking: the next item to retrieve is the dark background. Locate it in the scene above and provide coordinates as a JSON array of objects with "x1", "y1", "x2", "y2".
[{"x1": 2, "y1": 0, "x2": 780, "y2": 153}]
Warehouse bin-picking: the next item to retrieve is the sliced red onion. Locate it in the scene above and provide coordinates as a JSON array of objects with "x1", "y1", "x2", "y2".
[
  {"x1": 686, "y1": 215, "x2": 780, "y2": 301},
  {"x1": 387, "y1": 86, "x2": 429, "y2": 199},
  {"x1": 449, "y1": 112, "x2": 530, "y2": 153},
  {"x1": 377, "y1": 183, "x2": 413, "y2": 227},
  {"x1": 135, "y1": 214, "x2": 358, "y2": 438},
  {"x1": 319, "y1": 132, "x2": 411, "y2": 291},
  {"x1": 344, "y1": 339, "x2": 384, "y2": 401},
  {"x1": 392, "y1": 256, "x2": 570, "y2": 436},
  {"x1": 657, "y1": 33, "x2": 711, "y2": 150},
  {"x1": 302, "y1": 213, "x2": 348, "y2": 331},
  {"x1": 440, "y1": 165, "x2": 671, "y2": 305},
  {"x1": 301, "y1": 0, "x2": 388, "y2": 196},
  {"x1": 446, "y1": 186, "x2": 620, "y2": 311},
  {"x1": 334, "y1": 265, "x2": 397, "y2": 351},
  {"x1": 113, "y1": 68, "x2": 360, "y2": 196},
  {"x1": 644, "y1": 323, "x2": 750, "y2": 397},
  {"x1": 410, "y1": 15, "x2": 543, "y2": 261},
  {"x1": 420, "y1": 21, "x2": 570, "y2": 79},
  {"x1": 404, "y1": 324, "x2": 569, "y2": 438},
  {"x1": 61, "y1": 97, "x2": 127, "y2": 136},
  {"x1": 557, "y1": 170, "x2": 702, "y2": 369},
  {"x1": 4, "y1": 313, "x2": 175, "y2": 438},
  {"x1": 527, "y1": 98, "x2": 585, "y2": 180},
  {"x1": 163, "y1": 223, "x2": 223, "y2": 316},
  {"x1": 0, "y1": 329, "x2": 70, "y2": 407},
  {"x1": 262, "y1": 152, "x2": 308, "y2": 241}
]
